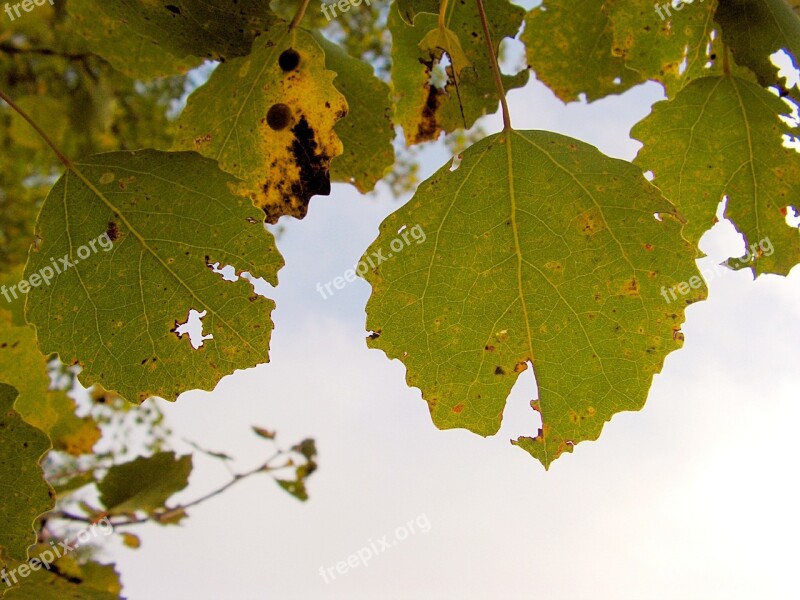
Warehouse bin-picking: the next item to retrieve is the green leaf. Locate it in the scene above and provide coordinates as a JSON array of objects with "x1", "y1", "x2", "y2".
[
  {"x1": 0, "y1": 384, "x2": 55, "y2": 562},
  {"x1": 173, "y1": 23, "x2": 348, "y2": 222},
  {"x1": 0, "y1": 312, "x2": 100, "y2": 455},
  {"x1": 98, "y1": 451, "x2": 191, "y2": 514},
  {"x1": 396, "y1": 0, "x2": 439, "y2": 25},
  {"x1": 605, "y1": 0, "x2": 721, "y2": 94},
  {"x1": 23, "y1": 150, "x2": 283, "y2": 403},
  {"x1": 362, "y1": 130, "x2": 703, "y2": 468},
  {"x1": 93, "y1": 0, "x2": 279, "y2": 62},
  {"x1": 1, "y1": 551, "x2": 121, "y2": 599},
  {"x1": 311, "y1": 33, "x2": 395, "y2": 193},
  {"x1": 522, "y1": 0, "x2": 645, "y2": 102},
  {"x1": 715, "y1": 0, "x2": 800, "y2": 102},
  {"x1": 389, "y1": 0, "x2": 528, "y2": 144},
  {"x1": 419, "y1": 26, "x2": 472, "y2": 77},
  {"x1": 633, "y1": 75, "x2": 800, "y2": 275},
  {"x1": 66, "y1": 0, "x2": 203, "y2": 79}
]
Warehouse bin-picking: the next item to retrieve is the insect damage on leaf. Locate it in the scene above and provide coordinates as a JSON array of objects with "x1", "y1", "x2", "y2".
[{"x1": 173, "y1": 23, "x2": 348, "y2": 224}]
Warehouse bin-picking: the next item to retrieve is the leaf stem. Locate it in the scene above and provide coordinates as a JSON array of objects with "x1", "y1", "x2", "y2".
[
  {"x1": 475, "y1": 0, "x2": 511, "y2": 131},
  {"x1": 0, "y1": 88, "x2": 73, "y2": 168},
  {"x1": 289, "y1": 0, "x2": 311, "y2": 30},
  {"x1": 439, "y1": 0, "x2": 450, "y2": 30}
]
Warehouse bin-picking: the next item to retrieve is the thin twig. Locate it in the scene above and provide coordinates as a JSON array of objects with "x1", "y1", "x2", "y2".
[
  {"x1": 439, "y1": 0, "x2": 450, "y2": 30},
  {"x1": 475, "y1": 0, "x2": 511, "y2": 131},
  {"x1": 0, "y1": 88, "x2": 73, "y2": 168},
  {"x1": 289, "y1": 0, "x2": 311, "y2": 31},
  {"x1": 0, "y1": 43, "x2": 91, "y2": 61}
]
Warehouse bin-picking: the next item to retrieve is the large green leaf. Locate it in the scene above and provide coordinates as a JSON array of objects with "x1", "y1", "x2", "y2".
[
  {"x1": 24, "y1": 150, "x2": 283, "y2": 403},
  {"x1": 0, "y1": 384, "x2": 54, "y2": 562},
  {"x1": 715, "y1": 0, "x2": 800, "y2": 102},
  {"x1": 173, "y1": 23, "x2": 348, "y2": 222},
  {"x1": 92, "y1": 0, "x2": 278, "y2": 62},
  {"x1": 389, "y1": 0, "x2": 528, "y2": 144},
  {"x1": 0, "y1": 312, "x2": 100, "y2": 455},
  {"x1": 605, "y1": 0, "x2": 721, "y2": 95},
  {"x1": 362, "y1": 130, "x2": 703, "y2": 468},
  {"x1": 98, "y1": 451, "x2": 191, "y2": 515},
  {"x1": 312, "y1": 33, "x2": 395, "y2": 193},
  {"x1": 523, "y1": 0, "x2": 645, "y2": 102},
  {"x1": 66, "y1": 0, "x2": 203, "y2": 79},
  {"x1": 633, "y1": 75, "x2": 800, "y2": 275}
]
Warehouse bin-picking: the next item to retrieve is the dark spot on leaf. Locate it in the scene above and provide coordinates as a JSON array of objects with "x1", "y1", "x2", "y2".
[
  {"x1": 106, "y1": 222, "x2": 119, "y2": 242},
  {"x1": 415, "y1": 84, "x2": 442, "y2": 143},
  {"x1": 266, "y1": 103, "x2": 292, "y2": 131},
  {"x1": 495, "y1": 366, "x2": 505, "y2": 375},
  {"x1": 279, "y1": 49, "x2": 301, "y2": 72},
  {"x1": 165, "y1": 4, "x2": 181, "y2": 15}
]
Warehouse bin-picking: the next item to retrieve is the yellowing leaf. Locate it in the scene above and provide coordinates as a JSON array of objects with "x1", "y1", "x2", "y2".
[
  {"x1": 311, "y1": 33, "x2": 395, "y2": 193},
  {"x1": 0, "y1": 312, "x2": 100, "y2": 456},
  {"x1": 98, "y1": 452, "x2": 191, "y2": 515},
  {"x1": 174, "y1": 23, "x2": 347, "y2": 222},
  {"x1": 362, "y1": 130, "x2": 703, "y2": 468},
  {"x1": 0, "y1": 384, "x2": 55, "y2": 562},
  {"x1": 390, "y1": 0, "x2": 528, "y2": 144},
  {"x1": 24, "y1": 150, "x2": 283, "y2": 403},
  {"x1": 633, "y1": 75, "x2": 800, "y2": 275},
  {"x1": 419, "y1": 26, "x2": 472, "y2": 77}
]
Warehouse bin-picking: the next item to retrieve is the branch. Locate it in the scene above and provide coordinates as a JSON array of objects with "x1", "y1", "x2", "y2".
[{"x1": 0, "y1": 43, "x2": 92, "y2": 61}]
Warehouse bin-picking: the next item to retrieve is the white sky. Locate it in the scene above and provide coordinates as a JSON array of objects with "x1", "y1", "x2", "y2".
[{"x1": 102, "y1": 28, "x2": 800, "y2": 600}]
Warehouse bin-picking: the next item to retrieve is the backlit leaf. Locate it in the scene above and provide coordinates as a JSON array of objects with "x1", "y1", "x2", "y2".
[
  {"x1": 389, "y1": 0, "x2": 528, "y2": 144},
  {"x1": 362, "y1": 130, "x2": 703, "y2": 468},
  {"x1": 522, "y1": 0, "x2": 645, "y2": 102},
  {"x1": 24, "y1": 150, "x2": 283, "y2": 403},
  {"x1": 173, "y1": 23, "x2": 347, "y2": 222},
  {"x1": 633, "y1": 75, "x2": 800, "y2": 275}
]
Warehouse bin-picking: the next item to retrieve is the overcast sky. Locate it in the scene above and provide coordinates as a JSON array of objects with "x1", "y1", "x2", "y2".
[{"x1": 99, "y1": 15, "x2": 800, "y2": 600}]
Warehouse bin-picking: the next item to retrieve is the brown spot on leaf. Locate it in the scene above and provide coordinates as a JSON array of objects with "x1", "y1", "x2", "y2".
[
  {"x1": 494, "y1": 366, "x2": 506, "y2": 375},
  {"x1": 452, "y1": 404, "x2": 464, "y2": 414},
  {"x1": 415, "y1": 84, "x2": 443, "y2": 144},
  {"x1": 106, "y1": 221, "x2": 119, "y2": 242}
]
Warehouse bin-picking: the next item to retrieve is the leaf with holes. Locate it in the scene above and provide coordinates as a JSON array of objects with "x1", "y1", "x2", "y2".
[
  {"x1": 312, "y1": 33, "x2": 395, "y2": 193},
  {"x1": 633, "y1": 75, "x2": 800, "y2": 275},
  {"x1": 522, "y1": 0, "x2": 645, "y2": 103},
  {"x1": 24, "y1": 150, "x2": 283, "y2": 403},
  {"x1": 715, "y1": 0, "x2": 800, "y2": 102},
  {"x1": 361, "y1": 130, "x2": 703, "y2": 468},
  {"x1": 173, "y1": 22, "x2": 347, "y2": 223},
  {"x1": 0, "y1": 384, "x2": 55, "y2": 562},
  {"x1": 389, "y1": 0, "x2": 528, "y2": 144},
  {"x1": 98, "y1": 451, "x2": 191, "y2": 515},
  {"x1": 605, "y1": 0, "x2": 722, "y2": 95}
]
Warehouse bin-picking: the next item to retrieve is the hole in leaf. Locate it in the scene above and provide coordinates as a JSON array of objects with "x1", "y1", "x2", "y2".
[
  {"x1": 173, "y1": 309, "x2": 213, "y2": 349},
  {"x1": 266, "y1": 104, "x2": 292, "y2": 131}
]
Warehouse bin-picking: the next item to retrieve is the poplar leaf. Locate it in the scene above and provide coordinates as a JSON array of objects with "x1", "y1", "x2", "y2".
[
  {"x1": 93, "y1": 0, "x2": 279, "y2": 62},
  {"x1": 633, "y1": 75, "x2": 800, "y2": 275},
  {"x1": 522, "y1": 0, "x2": 645, "y2": 102},
  {"x1": 24, "y1": 150, "x2": 283, "y2": 404},
  {"x1": 98, "y1": 452, "x2": 191, "y2": 515},
  {"x1": 173, "y1": 23, "x2": 347, "y2": 223},
  {"x1": 362, "y1": 131, "x2": 703, "y2": 468},
  {"x1": 312, "y1": 33, "x2": 395, "y2": 193},
  {"x1": 0, "y1": 384, "x2": 55, "y2": 562},
  {"x1": 715, "y1": 0, "x2": 800, "y2": 102},
  {"x1": 390, "y1": 0, "x2": 528, "y2": 144}
]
